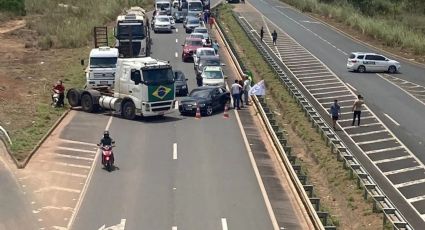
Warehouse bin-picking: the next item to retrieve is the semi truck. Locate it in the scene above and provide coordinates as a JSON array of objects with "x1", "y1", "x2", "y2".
[
  {"x1": 67, "y1": 57, "x2": 176, "y2": 119},
  {"x1": 85, "y1": 46, "x2": 119, "y2": 89},
  {"x1": 115, "y1": 7, "x2": 151, "y2": 58}
]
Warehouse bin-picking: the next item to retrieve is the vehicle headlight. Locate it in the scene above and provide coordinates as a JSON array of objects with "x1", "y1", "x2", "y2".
[{"x1": 145, "y1": 103, "x2": 150, "y2": 111}]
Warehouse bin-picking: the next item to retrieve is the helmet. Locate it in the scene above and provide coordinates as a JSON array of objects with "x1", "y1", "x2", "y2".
[{"x1": 103, "y1": 130, "x2": 109, "y2": 138}]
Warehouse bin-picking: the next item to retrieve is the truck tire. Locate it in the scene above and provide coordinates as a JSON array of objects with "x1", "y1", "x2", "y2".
[
  {"x1": 122, "y1": 101, "x2": 136, "y2": 120},
  {"x1": 67, "y1": 88, "x2": 81, "y2": 107},
  {"x1": 81, "y1": 93, "x2": 94, "y2": 113}
]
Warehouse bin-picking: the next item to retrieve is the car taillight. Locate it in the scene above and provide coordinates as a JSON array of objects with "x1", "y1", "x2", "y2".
[{"x1": 350, "y1": 60, "x2": 357, "y2": 63}]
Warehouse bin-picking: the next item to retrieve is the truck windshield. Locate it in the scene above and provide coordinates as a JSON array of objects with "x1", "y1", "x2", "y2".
[
  {"x1": 156, "y1": 3, "x2": 170, "y2": 9},
  {"x1": 90, "y1": 57, "x2": 117, "y2": 68},
  {"x1": 142, "y1": 68, "x2": 174, "y2": 85},
  {"x1": 188, "y1": 2, "x2": 203, "y2": 11},
  {"x1": 117, "y1": 23, "x2": 145, "y2": 40}
]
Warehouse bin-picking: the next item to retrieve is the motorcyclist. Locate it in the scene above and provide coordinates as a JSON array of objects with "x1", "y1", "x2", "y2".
[
  {"x1": 99, "y1": 130, "x2": 115, "y2": 165},
  {"x1": 52, "y1": 80, "x2": 65, "y2": 107}
]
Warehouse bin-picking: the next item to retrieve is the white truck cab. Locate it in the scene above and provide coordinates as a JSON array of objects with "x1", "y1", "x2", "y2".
[{"x1": 86, "y1": 47, "x2": 119, "y2": 89}]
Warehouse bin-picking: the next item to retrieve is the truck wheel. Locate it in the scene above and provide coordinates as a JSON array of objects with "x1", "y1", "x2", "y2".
[
  {"x1": 67, "y1": 88, "x2": 81, "y2": 107},
  {"x1": 122, "y1": 101, "x2": 136, "y2": 120},
  {"x1": 81, "y1": 93, "x2": 94, "y2": 113}
]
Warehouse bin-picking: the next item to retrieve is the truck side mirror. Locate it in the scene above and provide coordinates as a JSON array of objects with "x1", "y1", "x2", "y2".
[
  {"x1": 80, "y1": 59, "x2": 85, "y2": 66},
  {"x1": 130, "y1": 69, "x2": 142, "y2": 85}
]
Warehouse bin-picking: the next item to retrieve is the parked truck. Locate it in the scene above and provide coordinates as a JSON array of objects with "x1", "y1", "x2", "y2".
[
  {"x1": 115, "y1": 7, "x2": 151, "y2": 58},
  {"x1": 67, "y1": 57, "x2": 176, "y2": 119}
]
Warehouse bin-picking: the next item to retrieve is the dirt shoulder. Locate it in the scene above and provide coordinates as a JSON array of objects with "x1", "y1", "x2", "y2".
[{"x1": 0, "y1": 18, "x2": 89, "y2": 161}]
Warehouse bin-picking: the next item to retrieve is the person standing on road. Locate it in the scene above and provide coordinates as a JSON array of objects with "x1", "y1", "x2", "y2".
[
  {"x1": 209, "y1": 15, "x2": 215, "y2": 29},
  {"x1": 260, "y1": 26, "x2": 264, "y2": 41},
  {"x1": 329, "y1": 99, "x2": 341, "y2": 130},
  {"x1": 231, "y1": 80, "x2": 242, "y2": 110},
  {"x1": 272, "y1": 30, "x2": 277, "y2": 46},
  {"x1": 352, "y1": 95, "x2": 364, "y2": 126},
  {"x1": 243, "y1": 75, "x2": 251, "y2": 106},
  {"x1": 212, "y1": 40, "x2": 220, "y2": 54}
]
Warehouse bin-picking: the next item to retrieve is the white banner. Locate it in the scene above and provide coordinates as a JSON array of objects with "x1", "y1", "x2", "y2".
[{"x1": 248, "y1": 80, "x2": 266, "y2": 96}]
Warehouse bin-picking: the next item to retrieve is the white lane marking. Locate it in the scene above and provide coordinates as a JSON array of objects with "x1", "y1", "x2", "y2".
[
  {"x1": 49, "y1": 170, "x2": 87, "y2": 178},
  {"x1": 34, "y1": 186, "x2": 80, "y2": 193},
  {"x1": 383, "y1": 166, "x2": 421, "y2": 176},
  {"x1": 173, "y1": 143, "x2": 177, "y2": 160},
  {"x1": 365, "y1": 146, "x2": 404, "y2": 154},
  {"x1": 60, "y1": 139, "x2": 98, "y2": 147},
  {"x1": 308, "y1": 85, "x2": 346, "y2": 91},
  {"x1": 321, "y1": 99, "x2": 354, "y2": 104},
  {"x1": 33, "y1": 206, "x2": 74, "y2": 214},
  {"x1": 286, "y1": 62, "x2": 322, "y2": 67},
  {"x1": 300, "y1": 20, "x2": 321, "y2": 24},
  {"x1": 232, "y1": 91, "x2": 280, "y2": 230},
  {"x1": 98, "y1": 218, "x2": 126, "y2": 230},
  {"x1": 67, "y1": 116, "x2": 113, "y2": 230},
  {"x1": 346, "y1": 83, "x2": 357, "y2": 91},
  {"x1": 407, "y1": 195, "x2": 425, "y2": 203},
  {"x1": 378, "y1": 74, "x2": 425, "y2": 108},
  {"x1": 304, "y1": 82, "x2": 343, "y2": 88},
  {"x1": 292, "y1": 69, "x2": 328, "y2": 73},
  {"x1": 262, "y1": 15, "x2": 282, "y2": 60},
  {"x1": 338, "y1": 116, "x2": 375, "y2": 122},
  {"x1": 172, "y1": 226, "x2": 177, "y2": 230},
  {"x1": 298, "y1": 75, "x2": 338, "y2": 80},
  {"x1": 312, "y1": 90, "x2": 350, "y2": 96},
  {"x1": 343, "y1": 123, "x2": 381, "y2": 130},
  {"x1": 395, "y1": 178, "x2": 425, "y2": 189},
  {"x1": 284, "y1": 58, "x2": 317, "y2": 64},
  {"x1": 373, "y1": 155, "x2": 412, "y2": 164},
  {"x1": 176, "y1": 28, "x2": 178, "y2": 33},
  {"x1": 174, "y1": 100, "x2": 179, "y2": 110},
  {"x1": 221, "y1": 218, "x2": 228, "y2": 230},
  {"x1": 384, "y1": 113, "x2": 400, "y2": 126},
  {"x1": 356, "y1": 137, "x2": 396, "y2": 145},
  {"x1": 57, "y1": 146, "x2": 97, "y2": 154},
  {"x1": 55, "y1": 154, "x2": 93, "y2": 161},
  {"x1": 38, "y1": 160, "x2": 91, "y2": 169},
  {"x1": 175, "y1": 52, "x2": 178, "y2": 58},
  {"x1": 176, "y1": 38, "x2": 178, "y2": 43}
]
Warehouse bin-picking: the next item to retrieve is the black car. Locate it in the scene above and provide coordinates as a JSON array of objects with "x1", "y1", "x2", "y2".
[
  {"x1": 174, "y1": 70, "x2": 188, "y2": 96},
  {"x1": 195, "y1": 56, "x2": 221, "y2": 76},
  {"x1": 173, "y1": 11, "x2": 187, "y2": 23},
  {"x1": 179, "y1": 86, "x2": 230, "y2": 116}
]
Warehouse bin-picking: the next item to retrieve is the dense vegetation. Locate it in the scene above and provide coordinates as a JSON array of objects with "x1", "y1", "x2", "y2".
[
  {"x1": 282, "y1": 0, "x2": 425, "y2": 55},
  {"x1": 25, "y1": 0, "x2": 153, "y2": 49},
  {"x1": 0, "y1": 0, "x2": 25, "y2": 15}
]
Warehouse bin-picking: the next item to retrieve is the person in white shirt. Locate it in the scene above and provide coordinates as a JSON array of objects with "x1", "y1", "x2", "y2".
[
  {"x1": 243, "y1": 75, "x2": 251, "y2": 106},
  {"x1": 231, "y1": 80, "x2": 242, "y2": 109},
  {"x1": 352, "y1": 95, "x2": 364, "y2": 126}
]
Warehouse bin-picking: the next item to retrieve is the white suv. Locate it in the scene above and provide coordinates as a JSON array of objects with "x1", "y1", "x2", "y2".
[
  {"x1": 347, "y1": 52, "x2": 400, "y2": 73},
  {"x1": 153, "y1": 15, "x2": 172, "y2": 33}
]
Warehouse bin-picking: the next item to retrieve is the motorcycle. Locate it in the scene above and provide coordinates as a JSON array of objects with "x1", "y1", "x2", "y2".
[
  {"x1": 51, "y1": 89, "x2": 60, "y2": 107},
  {"x1": 98, "y1": 143, "x2": 115, "y2": 172}
]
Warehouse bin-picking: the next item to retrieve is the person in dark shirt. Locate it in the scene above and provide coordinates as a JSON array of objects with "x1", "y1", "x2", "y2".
[
  {"x1": 99, "y1": 131, "x2": 115, "y2": 164},
  {"x1": 330, "y1": 99, "x2": 341, "y2": 130}
]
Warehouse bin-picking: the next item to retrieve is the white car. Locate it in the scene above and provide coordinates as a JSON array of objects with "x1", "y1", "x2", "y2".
[
  {"x1": 347, "y1": 52, "x2": 401, "y2": 73},
  {"x1": 154, "y1": 15, "x2": 172, "y2": 33},
  {"x1": 193, "y1": 27, "x2": 209, "y2": 40},
  {"x1": 193, "y1": 47, "x2": 217, "y2": 69},
  {"x1": 201, "y1": 66, "x2": 227, "y2": 87}
]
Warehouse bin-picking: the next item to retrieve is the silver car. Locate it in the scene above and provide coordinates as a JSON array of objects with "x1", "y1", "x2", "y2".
[{"x1": 347, "y1": 52, "x2": 401, "y2": 73}]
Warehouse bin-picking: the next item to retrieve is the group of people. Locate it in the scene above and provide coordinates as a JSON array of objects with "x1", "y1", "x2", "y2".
[
  {"x1": 259, "y1": 26, "x2": 278, "y2": 45},
  {"x1": 330, "y1": 95, "x2": 365, "y2": 130},
  {"x1": 230, "y1": 75, "x2": 252, "y2": 110}
]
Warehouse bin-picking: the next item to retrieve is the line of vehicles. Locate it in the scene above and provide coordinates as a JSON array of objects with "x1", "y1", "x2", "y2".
[{"x1": 66, "y1": 0, "x2": 225, "y2": 120}]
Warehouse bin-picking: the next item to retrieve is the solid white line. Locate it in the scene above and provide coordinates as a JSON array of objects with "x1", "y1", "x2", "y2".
[
  {"x1": 407, "y1": 195, "x2": 425, "y2": 203},
  {"x1": 377, "y1": 74, "x2": 425, "y2": 108},
  {"x1": 221, "y1": 218, "x2": 228, "y2": 230},
  {"x1": 172, "y1": 226, "x2": 177, "y2": 230},
  {"x1": 373, "y1": 155, "x2": 412, "y2": 164},
  {"x1": 346, "y1": 83, "x2": 357, "y2": 91},
  {"x1": 49, "y1": 170, "x2": 87, "y2": 178},
  {"x1": 35, "y1": 186, "x2": 80, "y2": 194},
  {"x1": 357, "y1": 137, "x2": 396, "y2": 145},
  {"x1": 233, "y1": 95, "x2": 280, "y2": 229},
  {"x1": 57, "y1": 146, "x2": 97, "y2": 154},
  {"x1": 67, "y1": 115, "x2": 113, "y2": 230},
  {"x1": 383, "y1": 166, "x2": 422, "y2": 175},
  {"x1": 395, "y1": 178, "x2": 425, "y2": 188},
  {"x1": 384, "y1": 113, "x2": 400, "y2": 126},
  {"x1": 175, "y1": 52, "x2": 178, "y2": 58},
  {"x1": 60, "y1": 139, "x2": 98, "y2": 147},
  {"x1": 174, "y1": 100, "x2": 179, "y2": 110},
  {"x1": 365, "y1": 146, "x2": 404, "y2": 154},
  {"x1": 173, "y1": 143, "x2": 177, "y2": 160}
]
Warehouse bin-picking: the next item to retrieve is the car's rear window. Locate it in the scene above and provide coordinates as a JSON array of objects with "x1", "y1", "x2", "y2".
[
  {"x1": 349, "y1": 54, "x2": 356, "y2": 59},
  {"x1": 357, "y1": 55, "x2": 364, "y2": 59},
  {"x1": 186, "y1": 40, "x2": 203, "y2": 46}
]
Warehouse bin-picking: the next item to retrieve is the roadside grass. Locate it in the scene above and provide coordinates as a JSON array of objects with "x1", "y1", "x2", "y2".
[
  {"x1": 25, "y1": 0, "x2": 153, "y2": 49},
  {"x1": 217, "y1": 3, "x2": 383, "y2": 229},
  {"x1": 280, "y1": 0, "x2": 425, "y2": 55}
]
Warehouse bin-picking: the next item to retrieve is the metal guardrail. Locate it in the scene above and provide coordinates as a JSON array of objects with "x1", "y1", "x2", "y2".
[
  {"x1": 232, "y1": 12, "x2": 413, "y2": 230},
  {"x1": 213, "y1": 10, "x2": 327, "y2": 230}
]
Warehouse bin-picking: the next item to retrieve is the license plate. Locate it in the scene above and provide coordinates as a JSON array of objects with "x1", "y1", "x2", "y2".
[
  {"x1": 158, "y1": 111, "x2": 165, "y2": 115},
  {"x1": 100, "y1": 81, "x2": 108, "y2": 85}
]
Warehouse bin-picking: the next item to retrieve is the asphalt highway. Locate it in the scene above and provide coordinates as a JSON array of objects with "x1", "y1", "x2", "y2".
[{"x1": 71, "y1": 19, "x2": 277, "y2": 230}]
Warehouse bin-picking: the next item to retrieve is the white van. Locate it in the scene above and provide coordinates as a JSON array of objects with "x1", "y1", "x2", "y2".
[
  {"x1": 187, "y1": 0, "x2": 203, "y2": 16},
  {"x1": 155, "y1": 0, "x2": 172, "y2": 15}
]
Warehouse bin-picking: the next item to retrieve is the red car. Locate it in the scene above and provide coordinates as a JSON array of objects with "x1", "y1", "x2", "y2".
[{"x1": 181, "y1": 37, "x2": 204, "y2": 62}]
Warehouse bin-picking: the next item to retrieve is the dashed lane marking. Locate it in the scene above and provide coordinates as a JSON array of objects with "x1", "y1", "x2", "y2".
[
  {"x1": 221, "y1": 218, "x2": 228, "y2": 230},
  {"x1": 175, "y1": 52, "x2": 178, "y2": 58},
  {"x1": 173, "y1": 143, "x2": 177, "y2": 160}
]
